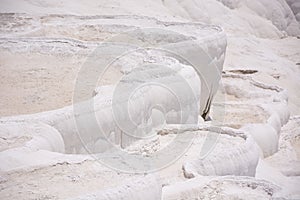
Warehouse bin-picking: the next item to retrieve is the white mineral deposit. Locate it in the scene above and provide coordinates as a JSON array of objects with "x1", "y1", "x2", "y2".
[{"x1": 0, "y1": 0, "x2": 299, "y2": 199}]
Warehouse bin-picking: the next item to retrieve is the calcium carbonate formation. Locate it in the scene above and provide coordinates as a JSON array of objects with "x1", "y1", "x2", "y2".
[
  {"x1": 0, "y1": 13, "x2": 223, "y2": 167},
  {"x1": 0, "y1": 13, "x2": 292, "y2": 199}
]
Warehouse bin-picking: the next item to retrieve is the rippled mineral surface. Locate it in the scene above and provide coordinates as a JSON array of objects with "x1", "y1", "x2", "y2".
[{"x1": 0, "y1": 0, "x2": 300, "y2": 199}]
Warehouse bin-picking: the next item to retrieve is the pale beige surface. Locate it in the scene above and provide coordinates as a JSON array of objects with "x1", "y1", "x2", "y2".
[{"x1": 0, "y1": 0, "x2": 300, "y2": 199}]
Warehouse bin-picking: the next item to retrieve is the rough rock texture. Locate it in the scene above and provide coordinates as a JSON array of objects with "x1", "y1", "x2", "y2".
[{"x1": 70, "y1": 175, "x2": 162, "y2": 200}]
